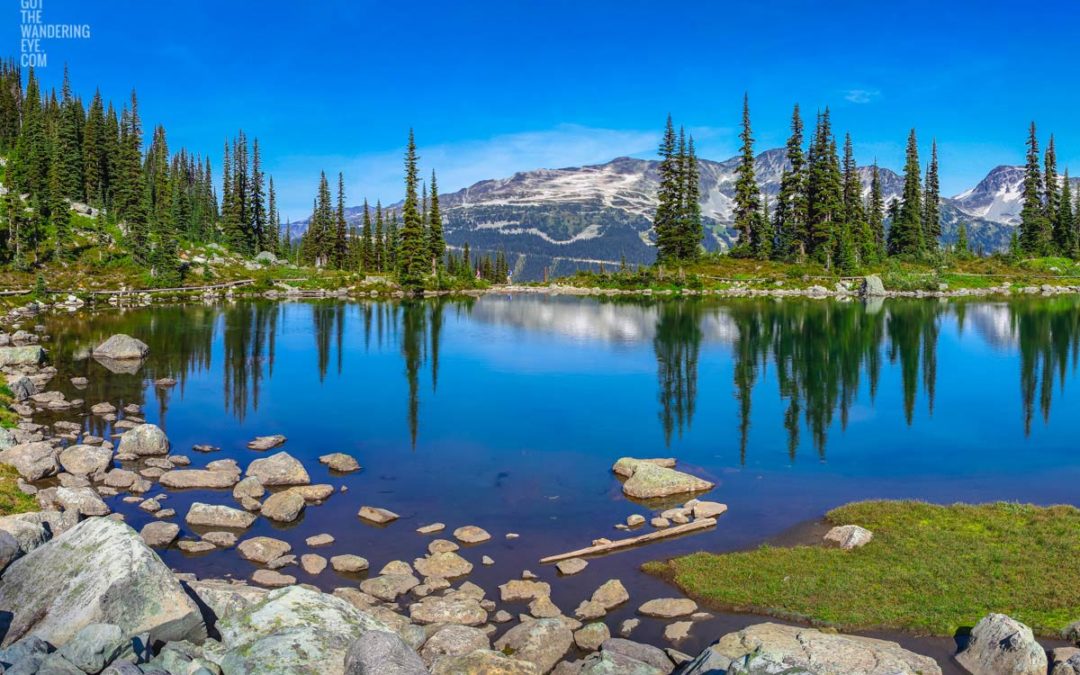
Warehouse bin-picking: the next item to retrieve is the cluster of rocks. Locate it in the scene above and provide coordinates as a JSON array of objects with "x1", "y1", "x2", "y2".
[{"x1": 6, "y1": 514, "x2": 1072, "y2": 674}]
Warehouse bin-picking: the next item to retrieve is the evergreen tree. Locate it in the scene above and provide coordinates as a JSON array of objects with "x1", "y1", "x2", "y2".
[
  {"x1": 56, "y1": 66, "x2": 84, "y2": 200},
  {"x1": 360, "y1": 199, "x2": 373, "y2": 271},
  {"x1": 333, "y1": 172, "x2": 348, "y2": 269},
  {"x1": 922, "y1": 140, "x2": 941, "y2": 247},
  {"x1": 955, "y1": 222, "x2": 970, "y2": 257},
  {"x1": 1055, "y1": 170, "x2": 1074, "y2": 254},
  {"x1": 677, "y1": 131, "x2": 703, "y2": 261},
  {"x1": 774, "y1": 104, "x2": 807, "y2": 259},
  {"x1": 1043, "y1": 134, "x2": 1059, "y2": 232},
  {"x1": 654, "y1": 115, "x2": 680, "y2": 264},
  {"x1": 734, "y1": 94, "x2": 763, "y2": 253},
  {"x1": 805, "y1": 109, "x2": 843, "y2": 264},
  {"x1": 398, "y1": 130, "x2": 428, "y2": 286},
  {"x1": 841, "y1": 134, "x2": 870, "y2": 265},
  {"x1": 82, "y1": 89, "x2": 105, "y2": 204},
  {"x1": 888, "y1": 129, "x2": 923, "y2": 256},
  {"x1": 867, "y1": 163, "x2": 886, "y2": 258},
  {"x1": 373, "y1": 201, "x2": 384, "y2": 271},
  {"x1": 249, "y1": 138, "x2": 266, "y2": 252},
  {"x1": 428, "y1": 170, "x2": 444, "y2": 270},
  {"x1": 265, "y1": 176, "x2": 280, "y2": 254},
  {"x1": 1018, "y1": 122, "x2": 1051, "y2": 255}
]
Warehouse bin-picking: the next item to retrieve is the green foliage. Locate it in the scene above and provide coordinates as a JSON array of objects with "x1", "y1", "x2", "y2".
[
  {"x1": 654, "y1": 116, "x2": 702, "y2": 264},
  {"x1": 648, "y1": 500, "x2": 1080, "y2": 636},
  {"x1": 0, "y1": 465, "x2": 36, "y2": 515},
  {"x1": 888, "y1": 129, "x2": 923, "y2": 256}
]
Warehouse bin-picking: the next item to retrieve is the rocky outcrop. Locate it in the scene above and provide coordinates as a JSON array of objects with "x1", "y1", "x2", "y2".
[
  {"x1": 613, "y1": 458, "x2": 714, "y2": 499},
  {"x1": 116, "y1": 424, "x2": 170, "y2": 457},
  {"x1": 0, "y1": 517, "x2": 205, "y2": 648},
  {"x1": 205, "y1": 585, "x2": 390, "y2": 674},
  {"x1": 92, "y1": 334, "x2": 149, "y2": 360},
  {"x1": 680, "y1": 622, "x2": 942, "y2": 675},
  {"x1": 955, "y1": 613, "x2": 1047, "y2": 675},
  {"x1": 863, "y1": 275, "x2": 887, "y2": 297}
]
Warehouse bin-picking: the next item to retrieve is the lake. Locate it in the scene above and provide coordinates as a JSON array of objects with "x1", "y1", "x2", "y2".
[{"x1": 35, "y1": 294, "x2": 1080, "y2": 669}]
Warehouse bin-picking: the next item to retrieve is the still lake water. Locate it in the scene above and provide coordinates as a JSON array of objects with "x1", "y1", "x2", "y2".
[{"x1": 37, "y1": 295, "x2": 1080, "y2": 666}]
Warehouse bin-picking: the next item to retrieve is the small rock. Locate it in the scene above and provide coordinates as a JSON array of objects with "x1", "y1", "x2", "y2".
[
  {"x1": 318, "y1": 452, "x2": 361, "y2": 472},
  {"x1": 178, "y1": 540, "x2": 216, "y2": 554},
  {"x1": 556, "y1": 558, "x2": 588, "y2": 575},
  {"x1": 638, "y1": 597, "x2": 697, "y2": 618},
  {"x1": 245, "y1": 451, "x2": 310, "y2": 486},
  {"x1": 331, "y1": 554, "x2": 370, "y2": 573},
  {"x1": 453, "y1": 525, "x2": 491, "y2": 544},
  {"x1": 260, "y1": 490, "x2": 306, "y2": 522},
  {"x1": 201, "y1": 531, "x2": 237, "y2": 548},
  {"x1": 664, "y1": 621, "x2": 692, "y2": 642},
  {"x1": 619, "y1": 618, "x2": 639, "y2": 636},
  {"x1": 956, "y1": 613, "x2": 1047, "y2": 675},
  {"x1": 824, "y1": 524, "x2": 874, "y2": 550},
  {"x1": 301, "y1": 553, "x2": 328, "y2": 575},
  {"x1": 251, "y1": 569, "x2": 296, "y2": 587},
  {"x1": 591, "y1": 579, "x2": 630, "y2": 610},
  {"x1": 238, "y1": 536, "x2": 292, "y2": 564},
  {"x1": 139, "y1": 521, "x2": 179, "y2": 548},
  {"x1": 626, "y1": 514, "x2": 646, "y2": 527},
  {"x1": 246, "y1": 434, "x2": 287, "y2": 451},
  {"x1": 417, "y1": 522, "x2": 445, "y2": 534},
  {"x1": 306, "y1": 533, "x2": 335, "y2": 547},
  {"x1": 185, "y1": 502, "x2": 256, "y2": 529},
  {"x1": 359, "y1": 505, "x2": 399, "y2": 524},
  {"x1": 420, "y1": 625, "x2": 490, "y2": 667}
]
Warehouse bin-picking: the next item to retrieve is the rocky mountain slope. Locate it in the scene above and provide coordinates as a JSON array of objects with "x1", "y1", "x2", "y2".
[{"x1": 292, "y1": 150, "x2": 1053, "y2": 280}]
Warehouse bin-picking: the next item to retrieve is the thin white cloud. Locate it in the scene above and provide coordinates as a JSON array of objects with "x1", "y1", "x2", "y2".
[
  {"x1": 843, "y1": 88, "x2": 881, "y2": 104},
  {"x1": 270, "y1": 125, "x2": 662, "y2": 220}
]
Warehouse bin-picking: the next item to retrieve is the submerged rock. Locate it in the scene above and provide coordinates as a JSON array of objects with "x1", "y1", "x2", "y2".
[
  {"x1": 358, "y1": 505, "x2": 399, "y2": 524},
  {"x1": 956, "y1": 613, "x2": 1047, "y2": 675},
  {"x1": 637, "y1": 598, "x2": 697, "y2": 618},
  {"x1": 320, "y1": 452, "x2": 361, "y2": 472},
  {"x1": 247, "y1": 434, "x2": 287, "y2": 451},
  {"x1": 92, "y1": 334, "x2": 149, "y2": 360},
  {"x1": 0, "y1": 517, "x2": 204, "y2": 648}
]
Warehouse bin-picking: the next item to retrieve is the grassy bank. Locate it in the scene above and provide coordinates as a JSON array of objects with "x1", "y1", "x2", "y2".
[
  {"x1": 558, "y1": 254, "x2": 1080, "y2": 293},
  {"x1": 0, "y1": 465, "x2": 35, "y2": 516},
  {"x1": 644, "y1": 501, "x2": 1080, "y2": 637}
]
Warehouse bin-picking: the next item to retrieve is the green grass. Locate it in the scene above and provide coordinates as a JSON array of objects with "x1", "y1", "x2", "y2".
[
  {"x1": 0, "y1": 464, "x2": 36, "y2": 516},
  {"x1": 644, "y1": 501, "x2": 1080, "y2": 637}
]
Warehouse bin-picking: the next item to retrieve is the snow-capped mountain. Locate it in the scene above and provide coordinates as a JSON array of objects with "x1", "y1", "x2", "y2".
[
  {"x1": 290, "y1": 150, "x2": 1035, "y2": 279},
  {"x1": 952, "y1": 165, "x2": 1026, "y2": 225}
]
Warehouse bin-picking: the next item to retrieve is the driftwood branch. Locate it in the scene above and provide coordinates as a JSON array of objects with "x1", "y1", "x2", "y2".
[{"x1": 540, "y1": 517, "x2": 717, "y2": 563}]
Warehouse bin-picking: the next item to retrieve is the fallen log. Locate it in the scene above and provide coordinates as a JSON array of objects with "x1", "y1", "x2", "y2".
[{"x1": 540, "y1": 517, "x2": 717, "y2": 563}]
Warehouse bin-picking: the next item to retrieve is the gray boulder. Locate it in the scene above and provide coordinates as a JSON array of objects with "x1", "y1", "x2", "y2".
[
  {"x1": 159, "y1": 469, "x2": 239, "y2": 489},
  {"x1": 0, "y1": 530, "x2": 18, "y2": 571},
  {"x1": 0, "y1": 345, "x2": 45, "y2": 367},
  {"x1": 824, "y1": 524, "x2": 874, "y2": 549},
  {"x1": 56, "y1": 623, "x2": 126, "y2": 674},
  {"x1": 8, "y1": 375, "x2": 37, "y2": 401},
  {"x1": 139, "y1": 521, "x2": 180, "y2": 548},
  {"x1": 0, "y1": 635, "x2": 52, "y2": 672},
  {"x1": 955, "y1": 613, "x2": 1047, "y2": 675},
  {"x1": 0, "y1": 511, "x2": 59, "y2": 556},
  {"x1": 599, "y1": 638, "x2": 674, "y2": 673},
  {"x1": 614, "y1": 458, "x2": 714, "y2": 499},
  {"x1": 260, "y1": 490, "x2": 306, "y2": 522},
  {"x1": 58, "y1": 444, "x2": 113, "y2": 477},
  {"x1": 0, "y1": 517, "x2": 205, "y2": 648},
  {"x1": 0, "y1": 440, "x2": 59, "y2": 481},
  {"x1": 1051, "y1": 648, "x2": 1080, "y2": 675},
  {"x1": 245, "y1": 451, "x2": 310, "y2": 486},
  {"x1": 54, "y1": 486, "x2": 110, "y2": 516},
  {"x1": 682, "y1": 622, "x2": 941, "y2": 675},
  {"x1": 494, "y1": 618, "x2": 574, "y2": 673},
  {"x1": 863, "y1": 274, "x2": 887, "y2": 297},
  {"x1": 205, "y1": 586, "x2": 391, "y2": 675},
  {"x1": 578, "y1": 649, "x2": 665, "y2": 674},
  {"x1": 419, "y1": 625, "x2": 490, "y2": 667},
  {"x1": 185, "y1": 502, "x2": 256, "y2": 529},
  {"x1": 344, "y1": 630, "x2": 427, "y2": 674},
  {"x1": 117, "y1": 424, "x2": 170, "y2": 457},
  {"x1": 183, "y1": 578, "x2": 269, "y2": 627},
  {"x1": 92, "y1": 335, "x2": 149, "y2": 360}
]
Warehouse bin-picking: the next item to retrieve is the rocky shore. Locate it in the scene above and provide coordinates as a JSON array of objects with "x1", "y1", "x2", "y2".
[{"x1": 1, "y1": 314, "x2": 1078, "y2": 673}]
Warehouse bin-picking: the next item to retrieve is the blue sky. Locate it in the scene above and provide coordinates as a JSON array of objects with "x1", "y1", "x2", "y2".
[{"x1": 12, "y1": 0, "x2": 1080, "y2": 219}]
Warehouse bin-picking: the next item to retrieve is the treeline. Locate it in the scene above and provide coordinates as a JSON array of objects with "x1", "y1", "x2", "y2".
[
  {"x1": 0, "y1": 62, "x2": 223, "y2": 280},
  {"x1": 297, "y1": 130, "x2": 507, "y2": 287},
  {"x1": 1017, "y1": 123, "x2": 1078, "y2": 256},
  {"x1": 731, "y1": 97, "x2": 942, "y2": 270}
]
